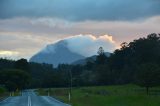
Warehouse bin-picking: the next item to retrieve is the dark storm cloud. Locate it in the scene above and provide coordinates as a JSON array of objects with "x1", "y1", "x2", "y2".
[{"x1": 0, "y1": 0, "x2": 160, "y2": 21}]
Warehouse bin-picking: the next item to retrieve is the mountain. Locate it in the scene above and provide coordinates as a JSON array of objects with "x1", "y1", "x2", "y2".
[
  {"x1": 29, "y1": 40, "x2": 85, "y2": 67},
  {"x1": 72, "y1": 52, "x2": 111, "y2": 65}
]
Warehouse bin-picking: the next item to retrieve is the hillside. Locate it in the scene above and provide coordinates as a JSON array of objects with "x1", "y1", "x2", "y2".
[{"x1": 30, "y1": 40, "x2": 85, "y2": 67}]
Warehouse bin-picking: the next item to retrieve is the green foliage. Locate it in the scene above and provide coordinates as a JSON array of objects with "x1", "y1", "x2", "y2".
[
  {"x1": 14, "y1": 58, "x2": 30, "y2": 73},
  {"x1": 0, "y1": 69, "x2": 31, "y2": 91},
  {"x1": 128, "y1": 33, "x2": 160, "y2": 64},
  {"x1": 29, "y1": 62, "x2": 55, "y2": 88},
  {"x1": 0, "y1": 58, "x2": 15, "y2": 70},
  {"x1": 0, "y1": 86, "x2": 8, "y2": 101},
  {"x1": 0, "y1": 87, "x2": 7, "y2": 94},
  {"x1": 135, "y1": 63, "x2": 160, "y2": 94},
  {"x1": 135, "y1": 63, "x2": 160, "y2": 87},
  {"x1": 107, "y1": 33, "x2": 160, "y2": 85}
]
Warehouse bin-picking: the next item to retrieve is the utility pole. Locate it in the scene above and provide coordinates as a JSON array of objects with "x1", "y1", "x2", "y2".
[
  {"x1": 48, "y1": 89, "x2": 49, "y2": 96},
  {"x1": 47, "y1": 88, "x2": 50, "y2": 96},
  {"x1": 69, "y1": 69, "x2": 72, "y2": 102}
]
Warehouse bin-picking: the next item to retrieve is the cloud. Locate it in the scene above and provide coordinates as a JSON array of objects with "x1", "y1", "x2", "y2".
[
  {"x1": 65, "y1": 34, "x2": 116, "y2": 57},
  {"x1": 0, "y1": 50, "x2": 19, "y2": 55},
  {"x1": 0, "y1": 50, "x2": 19, "y2": 59},
  {"x1": 0, "y1": 0, "x2": 160, "y2": 21},
  {"x1": 0, "y1": 34, "x2": 52, "y2": 60},
  {"x1": 31, "y1": 18, "x2": 73, "y2": 28},
  {"x1": 0, "y1": 16, "x2": 159, "y2": 59},
  {"x1": 0, "y1": 0, "x2": 159, "y2": 60},
  {"x1": 1, "y1": 16, "x2": 160, "y2": 44}
]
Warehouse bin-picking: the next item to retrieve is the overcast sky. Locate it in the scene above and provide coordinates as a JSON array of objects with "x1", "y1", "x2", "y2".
[{"x1": 0, "y1": 0, "x2": 160, "y2": 59}]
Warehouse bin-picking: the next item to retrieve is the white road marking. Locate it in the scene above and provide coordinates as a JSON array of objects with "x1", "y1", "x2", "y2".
[
  {"x1": 0, "y1": 97, "x2": 10, "y2": 103},
  {"x1": 28, "y1": 96, "x2": 32, "y2": 106}
]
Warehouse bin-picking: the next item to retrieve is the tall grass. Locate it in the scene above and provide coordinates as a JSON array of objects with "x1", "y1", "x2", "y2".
[{"x1": 37, "y1": 84, "x2": 160, "y2": 106}]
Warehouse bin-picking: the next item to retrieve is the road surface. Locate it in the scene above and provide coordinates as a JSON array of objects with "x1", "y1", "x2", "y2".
[{"x1": 0, "y1": 90, "x2": 70, "y2": 106}]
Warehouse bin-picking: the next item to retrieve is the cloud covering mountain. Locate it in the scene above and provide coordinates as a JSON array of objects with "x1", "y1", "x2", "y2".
[{"x1": 30, "y1": 34, "x2": 116, "y2": 66}]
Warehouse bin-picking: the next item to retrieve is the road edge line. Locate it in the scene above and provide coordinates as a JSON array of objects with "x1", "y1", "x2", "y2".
[{"x1": 0, "y1": 97, "x2": 10, "y2": 103}]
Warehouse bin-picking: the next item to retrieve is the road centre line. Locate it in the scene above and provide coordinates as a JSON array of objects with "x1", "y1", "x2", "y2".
[{"x1": 28, "y1": 96, "x2": 31, "y2": 106}]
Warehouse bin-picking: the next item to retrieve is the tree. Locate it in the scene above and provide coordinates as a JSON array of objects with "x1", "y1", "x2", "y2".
[
  {"x1": 135, "y1": 63, "x2": 160, "y2": 95},
  {"x1": 96, "y1": 47, "x2": 107, "y2": 64},
  {"x1": 120, "y1": 42, "x2": 128, "y2": 50},
  {"x1": 128, "y1": 33, "x2": 160, "y2": 64},
  {"x1": 97, "y1": 47, "x2": 105, "y2": 55},
  {"x1": 94, "y1": 65, "x2": 112, "y2": 85},
  {"x1": 0, "y1": 69, "x2": 31, "y2": 91},
  {"x1": 14, "y1": 58, "x2": 30, "y2": 73},
  {"x1": 108, "y1": 33, "x2": 160, "y2": 85}
]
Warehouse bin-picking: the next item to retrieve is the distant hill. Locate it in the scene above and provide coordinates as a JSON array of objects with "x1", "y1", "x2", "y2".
[
  {"x1": 72, "y1": 52, "x2": 111, "y2": 65},
  {"x1": 29, "y1": 40, "x2": 85, "y2": 67}
]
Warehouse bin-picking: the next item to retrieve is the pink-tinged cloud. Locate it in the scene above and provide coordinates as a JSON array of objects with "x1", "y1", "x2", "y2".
[{"x1": 65, "y1": 34, "x2": 117, "y2": 57}]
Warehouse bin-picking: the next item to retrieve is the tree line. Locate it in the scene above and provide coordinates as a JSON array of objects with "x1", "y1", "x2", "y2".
[{"x1": 0, "y1": 33, "x2": 160, "y2": 94}]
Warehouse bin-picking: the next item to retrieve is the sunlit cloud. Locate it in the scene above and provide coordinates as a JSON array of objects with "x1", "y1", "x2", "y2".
[
  {"x1": 0, "y1": 50, "x2": 19, "y2": 59},
  {"x1": 65, "y1": 34, "x2": 117, "y2": 57},
  {"x1": 0, "y1": 50, "x2": 19, "y2": 55}
]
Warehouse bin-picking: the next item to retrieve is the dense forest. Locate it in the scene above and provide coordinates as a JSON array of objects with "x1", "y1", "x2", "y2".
[{"x1": 0, "y1": 33, "x2": 160, "y2": 94}]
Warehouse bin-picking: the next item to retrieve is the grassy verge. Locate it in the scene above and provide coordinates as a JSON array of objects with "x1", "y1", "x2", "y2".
[
  {"x1": 36, "y1": 84, "x2": 160, "y2": 106},
  {"x1": 0, "y1": 87, "x2": 9, "y2": 101},
  {"x1": 0, "y1": 87, "x2": 22, "y2": 102}
]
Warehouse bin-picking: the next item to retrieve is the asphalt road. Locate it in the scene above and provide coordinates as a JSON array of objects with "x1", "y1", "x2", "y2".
[{"x1": 0, "y1": 90, "x2": 70, "y2": 106}]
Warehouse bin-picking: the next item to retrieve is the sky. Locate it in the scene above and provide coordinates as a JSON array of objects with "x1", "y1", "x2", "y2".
[{"x1": 0, "y1": 0, "x2": 160, "y2": 59}]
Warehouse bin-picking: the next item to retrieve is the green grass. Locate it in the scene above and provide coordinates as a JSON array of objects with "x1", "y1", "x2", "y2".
[
  {"x1": 37, "y1": 84, "x2": 160, "y2": 106},
  {"x1": 0, "y1": 87, "x2": 21, "y2": 101},
  {"x1": 0, "y1": 87, "x2": 9, "y2": 101},
  {"x1": 13, "y1": 90, "x2": 21, "y2": 96}
]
